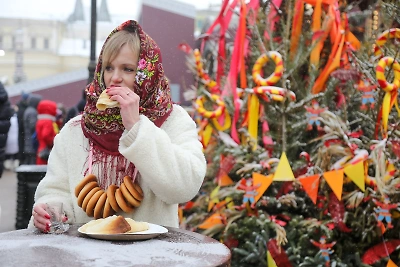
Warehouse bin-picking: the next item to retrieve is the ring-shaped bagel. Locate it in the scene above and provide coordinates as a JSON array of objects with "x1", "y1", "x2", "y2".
[
  {"x1": 106, "y1": 185, "x2": 121, "y2": 212},
  {"x1": 252, "y1": 51, "x2": 284, "y2": 86},
  {"x1": 376, "y1": 56, "x2": 400, "y2": 93},
  {"x1": 123, "y1": 176, "x2": 144, "y2": 201},
  {"x1": 94, "y1": 192, "x2": 107, "y2": 219},
  {"x1": 195, "y1": 94, "x2": 225, "y2": 119},
  {"x1": 103, "y1": 197, "x2": 114, "y2": 218},
  {"x1": 120, "y1": 183, "x2": 141, "y2": 207},
  {"x1": 86, "y1": 189, "x2": 104, "y2": 217},
  {"x1": 75, "y1": 174, "x2": 97, "y2": 197},
  {"x1": 115, "y1": 188, "x2": 134, "y2": 213},
  {"x1": 374, "y1": 28, "x2": 400, "y2": 57},
  {"x1": 133, "y1": 183, "x2": 144, "y2": 200},
  {"x1": 82, "y1": 186, "x2": 101, "y2": 210},
  {"x1": 77, "y1": 181, "x2": 98, "y2": 207}
]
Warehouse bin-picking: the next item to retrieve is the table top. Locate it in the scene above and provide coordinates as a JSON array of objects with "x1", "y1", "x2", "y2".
[{"x1": 0, "y1": 225, "x2": 231, "y2": 267}]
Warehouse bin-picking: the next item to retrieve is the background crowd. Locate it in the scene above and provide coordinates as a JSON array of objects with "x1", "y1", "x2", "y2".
[{"x1": 0, "y1": 82, "x2": 86, "y2": 177}]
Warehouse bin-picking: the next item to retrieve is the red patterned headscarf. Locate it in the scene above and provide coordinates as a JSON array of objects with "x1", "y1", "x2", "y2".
[{"x1": 81, "y1": 20, "x2": 173, "y2": 188}]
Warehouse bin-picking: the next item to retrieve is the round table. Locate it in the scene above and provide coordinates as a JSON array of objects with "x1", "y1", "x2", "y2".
[{"x1": 0, "y1": 225, "x2": 231, "y2": 267}]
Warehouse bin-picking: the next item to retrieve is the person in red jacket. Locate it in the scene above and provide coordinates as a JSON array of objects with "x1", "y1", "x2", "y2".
[{"x1": 36, "y1": 100, "x2": 59, "y2": 165}]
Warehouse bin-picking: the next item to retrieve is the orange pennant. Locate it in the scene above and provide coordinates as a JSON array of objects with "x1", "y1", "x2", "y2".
[
  {"x1": 387, "y1": 259, "x2": 398, "y2": 267},
  {"x1": 323, "y1": 169, "x2": 344, "y2": 200},
  {"x1": 253, "y1": 173, "x2": 274, "y2": 203},
  {"x1": 273, "y1": 152, "x2": 295, "y2": 181},
  {"x1": 218, "y1": 171, "x2": 234, "y2": 186},
  {"x1": 198, "y1": 213, "x2": 224, "y2": 229},
  {"x1": 344, "y1": 161, "x2": 365, "y2": 191},
  {"x1": 298, "y1": 174, "x2": 321, "y2": 204}
]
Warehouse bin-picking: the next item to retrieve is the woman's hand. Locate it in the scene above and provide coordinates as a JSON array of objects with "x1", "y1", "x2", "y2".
[
  {"x1": 106, "y1": 86, "x2": 140, "y2": 130},
  {"x1": 32, "y1": 203, "x2": 68, "y2": 233}
]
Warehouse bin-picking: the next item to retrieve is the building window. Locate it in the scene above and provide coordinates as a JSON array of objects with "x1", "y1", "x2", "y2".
[
  {"x1": 12, "y1": 36, "x2": 16, "y2": 50},
  {"x1": 44, "y1": 38, "x2": 49, "y2": 49},
  {"x1": 31, "y1": 37, "x2": 36, "y2": 49},
  {"x1": 0, "y1": 36, "x2": 2, "y2": 49}
]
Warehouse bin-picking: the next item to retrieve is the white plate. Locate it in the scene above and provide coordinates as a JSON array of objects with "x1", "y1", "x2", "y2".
[{"x1": 78, "y1": 223, "x2": 168, "y2": 241}]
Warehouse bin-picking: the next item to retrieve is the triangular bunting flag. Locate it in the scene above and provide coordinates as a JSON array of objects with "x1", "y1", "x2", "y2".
[
  {"x1": 208, "y1": 186, "x2": 220, "y2": 212},
  {"x1": 202, "y1": 124, "x2": 213, "y2": 147},
  {"x1": 344, "y1": 161, "x2": 365, "y2": 192},
  {"x1": 253, "y1": 173, "x2": 274, "y2": 203},
  {"x1": 218, "y1": 171, "x2": 234, "y2": 186},
  {"x1": 273, "y1": 152, "x2": 295, "y2": 181},
  {"x1": 387, "y1": 259, "x2": 398, "y2": 267},
  {"x1": 323, "y1": 169, "x2": 344, "y2": 200},
  {"x1": 298, "y1": 174, "x2": 321, "y2": 204},
  {"x1": 198, "y1": 213, "x2": 224, "y2": 229},
  {"x1": 267, "y1": 251, "x2": 277, "y2": 267}
]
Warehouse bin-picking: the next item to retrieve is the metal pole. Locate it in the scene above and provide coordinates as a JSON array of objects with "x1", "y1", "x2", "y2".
[{"x1": 87, "y1": 0, "x2": 97, "y2": 84}]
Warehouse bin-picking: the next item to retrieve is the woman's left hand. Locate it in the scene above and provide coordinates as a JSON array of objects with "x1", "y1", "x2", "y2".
[{"x1": 107, "y1": 86, "x2": 140, "y2": 130}]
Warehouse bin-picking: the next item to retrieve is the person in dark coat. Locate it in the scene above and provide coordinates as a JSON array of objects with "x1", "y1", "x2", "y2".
[
  {"x1": 0, "y1": 82, "x2": 13, "y2": 177},
  {"x1": 16, "y1": 92, "x2": 30, "y2": 165},
  {"x1": 65, "y1": 89, "x2": 86, "y2": 123},
  {"x1": 22, "y1": 94, "x2": 42, "y2": 165}
]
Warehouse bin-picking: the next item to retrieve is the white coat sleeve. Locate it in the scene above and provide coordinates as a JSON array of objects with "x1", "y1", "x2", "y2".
[
  {"x1": 119, "y1": 105, "x2": 206, "y2": 205},
  {"x1": 28, "y1": 124, "x2": 74, "y2": 228}
]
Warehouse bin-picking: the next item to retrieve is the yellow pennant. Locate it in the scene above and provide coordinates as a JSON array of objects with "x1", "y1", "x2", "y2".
[
  {"x1": 248, "y1": 94, "x2": 260, "y2": 151},
  {"x1": 208, "y1": 186, "x2": 220, "y2": 212},
  {"x1": 323, "y1": 169, "x2": 344, "y2": 200},
  {"x1": 273, "y1": 152, "x2": 295, "y2": 181},
  {"x1": 267, "y1": 251, "x2": 277, "y2": 267},
  {"x1": 344, "y1": 161, "x2": 365, "y2": 192},
  {"x1": 252, "y1": 173, "x2": 273, "y2": 203},
  {"x1": 387, "y1": 259, "x2": 398, "y2": 267},
  {"x1": 202, "y1": 124, "x2": 214, "y2": 148}
]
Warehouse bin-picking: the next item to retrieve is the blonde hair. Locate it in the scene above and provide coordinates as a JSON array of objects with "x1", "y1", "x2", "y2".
[{"x1": 101, "y1": 30, "x2": 141, "y2": 72}]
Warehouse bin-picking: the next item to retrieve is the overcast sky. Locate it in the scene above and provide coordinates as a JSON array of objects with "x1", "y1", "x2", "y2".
[{"x1": 0, "y1": 0, "x2": 222, "y2": 20}]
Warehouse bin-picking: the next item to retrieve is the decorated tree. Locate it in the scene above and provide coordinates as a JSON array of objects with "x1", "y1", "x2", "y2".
[{"x1": 178, "y1": 0, "x2": 400, "y2": 266}]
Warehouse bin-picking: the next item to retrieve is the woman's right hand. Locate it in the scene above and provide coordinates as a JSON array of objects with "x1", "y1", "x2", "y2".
[{"x1": 32, "y1": 203, "x2": 51, "y2": 233}]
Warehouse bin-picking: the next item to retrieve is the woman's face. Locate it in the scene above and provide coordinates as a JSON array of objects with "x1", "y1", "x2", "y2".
[{"x1": 103, "y1": 44, "x2": 139, "y2": 91}]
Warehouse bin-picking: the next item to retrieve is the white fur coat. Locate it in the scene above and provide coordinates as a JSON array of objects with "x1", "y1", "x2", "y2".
[{"x1": 29, "y1": 105, "x2": 206, "y2": 228}]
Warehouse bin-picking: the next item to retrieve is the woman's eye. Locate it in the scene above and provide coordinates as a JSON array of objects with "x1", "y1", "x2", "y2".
[
  {"x1": 105, "y1": 66, "x2": 112, "y2": 71},
  {"x1": 125, "y1": 68, "x2": 135, "y2": 72}
]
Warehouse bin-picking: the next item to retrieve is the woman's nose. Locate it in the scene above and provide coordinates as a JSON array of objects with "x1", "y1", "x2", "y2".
[{"x1": 111, "y1": 70, "x2": 122, "y2": 82}]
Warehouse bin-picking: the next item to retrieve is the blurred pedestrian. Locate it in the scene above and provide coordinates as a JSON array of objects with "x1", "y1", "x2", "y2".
[
  {"x1": 16, "y1": 92, "x2": 29, "y2": 165},
  {"x1": 36, "y1": 100, "x2": 59, "y2": 165},
  {"x1": 0, "y1": 82, "x2": 13, "y2": 177},
  {"x1": 23, "y1": 94, "x2": 42, "y2": 165},
  {"x1": 56, "y1": 103, "x2": 67, "y2": 129},
  {"x1": 5, "y1": 106, "x2": 19, "y2": 171},
  {"x1": 65, "y1": 89, "x2": 86, "y2": 123}
]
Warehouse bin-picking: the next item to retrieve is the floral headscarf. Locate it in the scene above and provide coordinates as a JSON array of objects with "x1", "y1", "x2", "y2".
[{"x1": 81, "y1": 20, "x2": 173, "y2": 188}]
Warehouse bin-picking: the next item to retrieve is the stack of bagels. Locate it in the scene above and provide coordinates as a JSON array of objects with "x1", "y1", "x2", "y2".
[{"x1": 75, "y1": 174, "x2": 144, "y2": 219}]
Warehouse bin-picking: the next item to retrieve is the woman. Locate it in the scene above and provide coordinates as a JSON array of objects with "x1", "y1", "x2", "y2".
[
  {"x1": 30, "y1": 20, "x2": 206, "y2": 232},
  {"x1": 35, "y1": 100, "x2": 59, "y2": 165}
]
